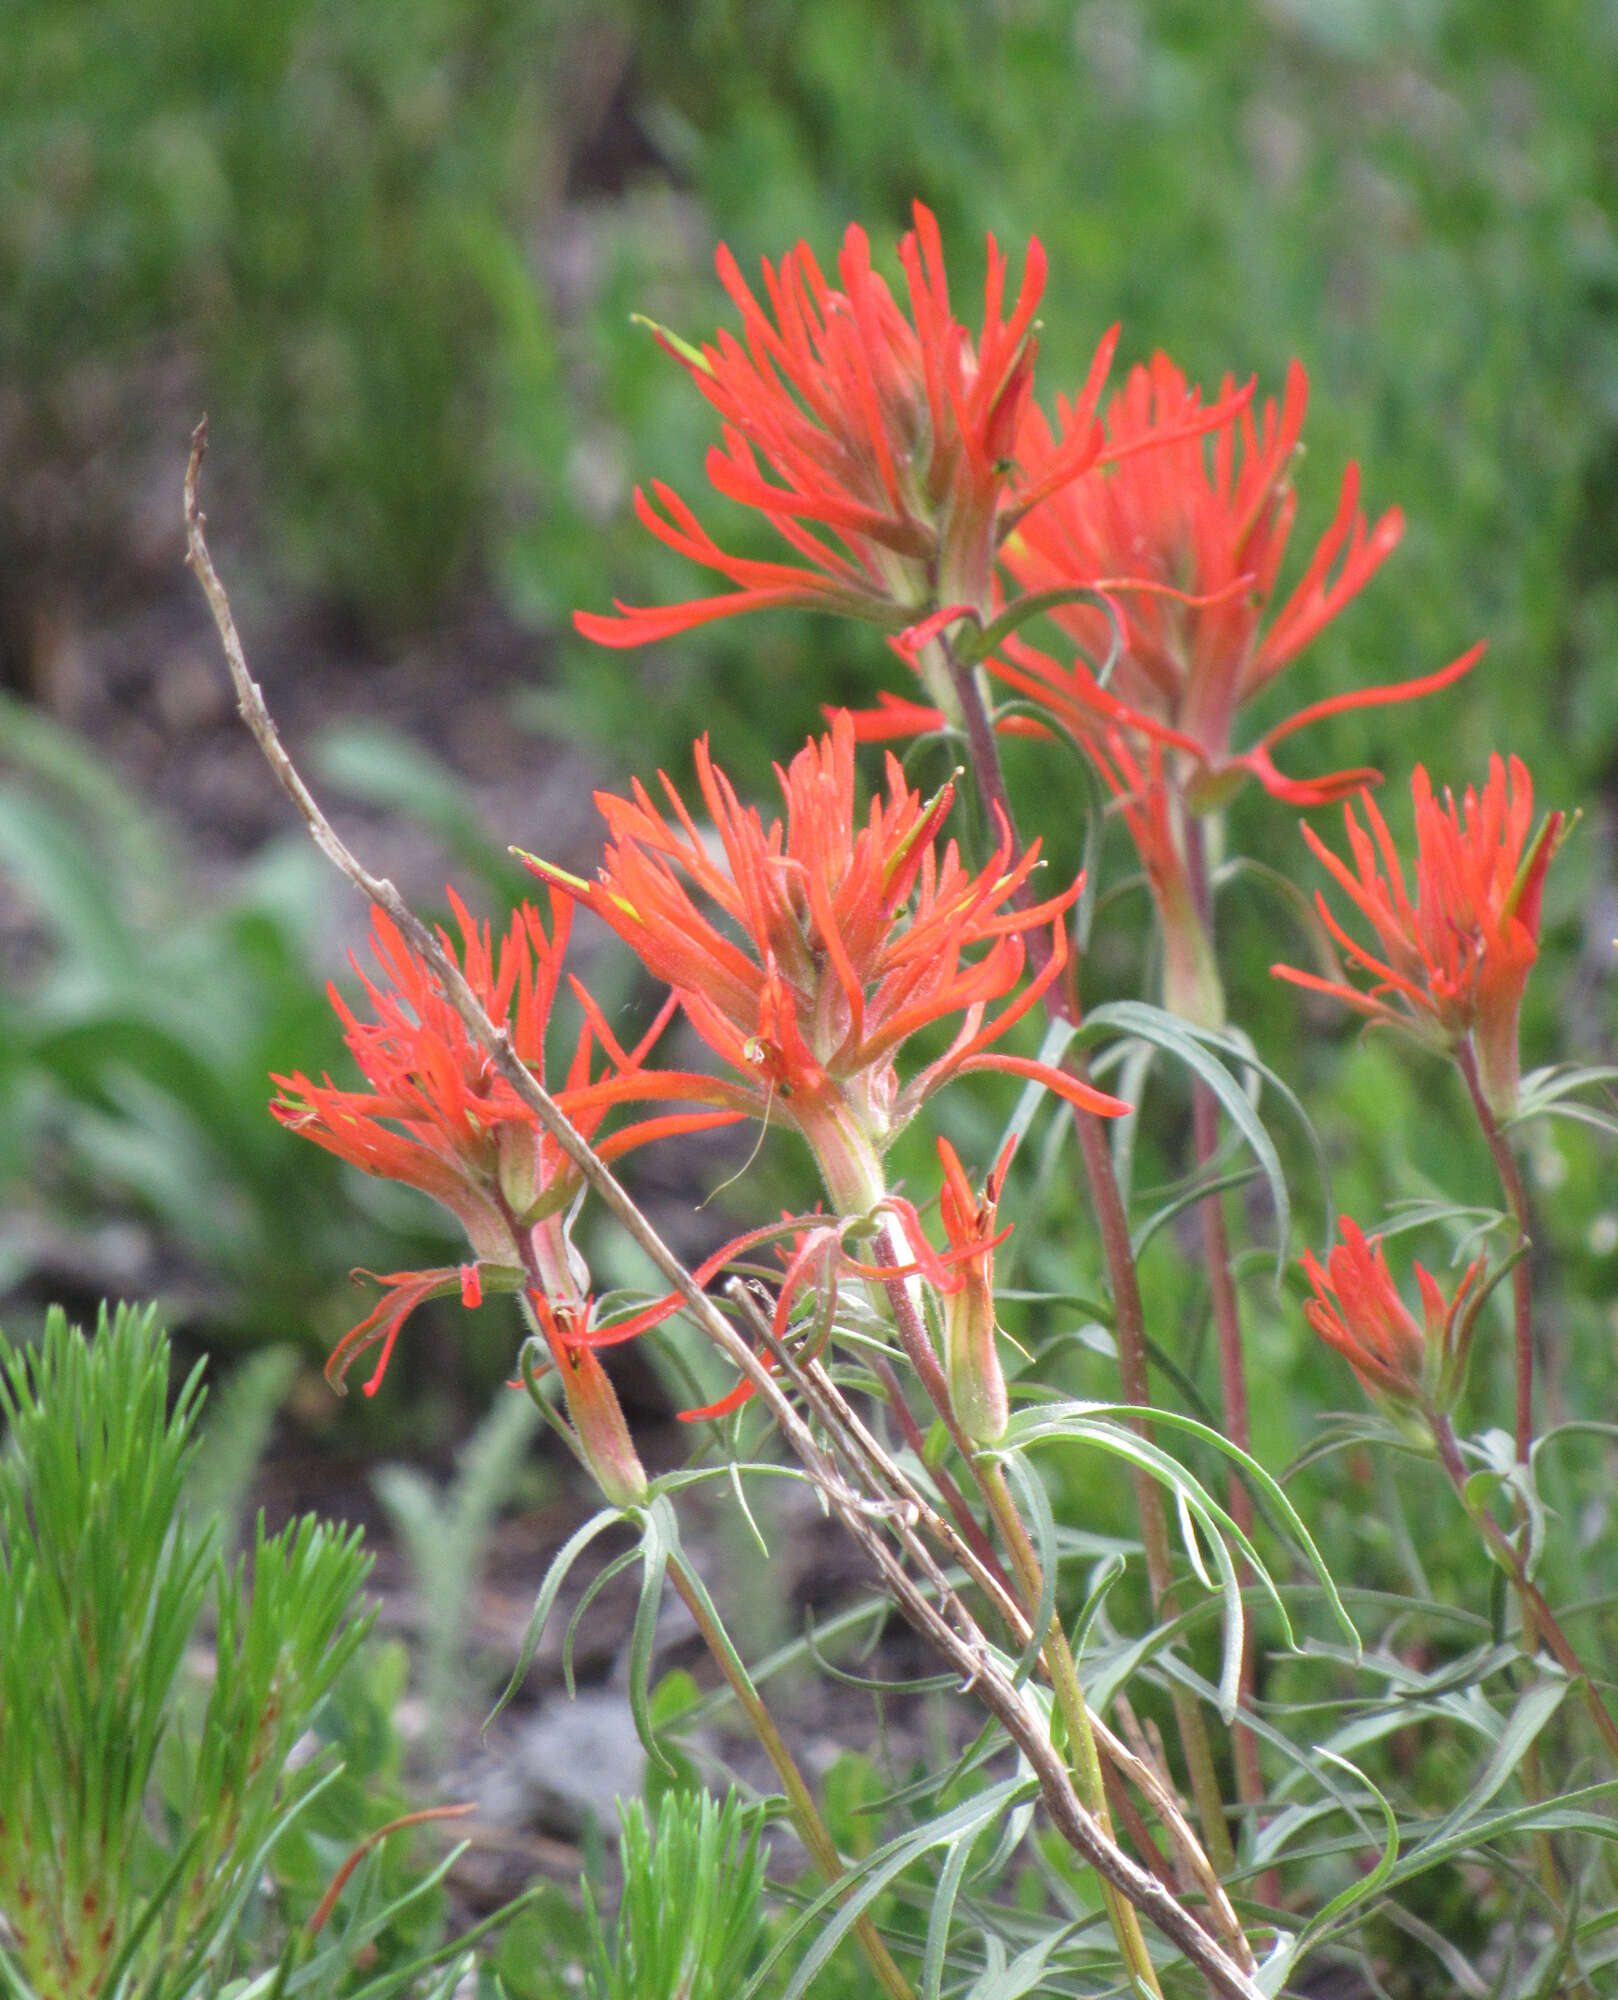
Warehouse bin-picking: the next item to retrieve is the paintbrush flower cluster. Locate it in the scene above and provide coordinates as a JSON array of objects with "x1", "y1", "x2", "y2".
[
  {"x1": 262, "y1": 200, "x2": 1613, "y2": 1990},
  {"x1": 280, "y1": 202, "x2": 1566, "y2": 1466}
]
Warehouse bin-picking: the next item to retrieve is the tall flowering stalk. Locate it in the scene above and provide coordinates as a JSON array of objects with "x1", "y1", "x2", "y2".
[
  {"x1": 1274, "y1": 754, "x2": 1564, "y2": 1461},
  {"x1": 1302, "y1": 1217, "x2": 1618, "y2": 1770}
]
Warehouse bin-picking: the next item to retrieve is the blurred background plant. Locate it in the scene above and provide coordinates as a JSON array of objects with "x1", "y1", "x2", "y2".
[{"x1": 3, "y1": 1, "x2": 1618, "y2": 1988}]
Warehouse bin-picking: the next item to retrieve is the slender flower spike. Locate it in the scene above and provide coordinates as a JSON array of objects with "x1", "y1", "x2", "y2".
[
  {"x1": 273, "y1": 889, "x2": 736, "y2": 1393},
  {"x1": 933, "y1": 1138, "x2": 1016, "y2": 1444},
  {"x1": 992, "y1": 354, "x2": 1479, "y2": 806},
  {"x1": 1272, "y1": 756, "x2": 1564, "y2": 1117},
  {"x1": 1302, "y1": 1219, "x2": 1483, "y2": 1414},
  {"x1": 529, "y1": 1294, "x2": 650, "y2": 1510},
  {"x1": 574, "y1": 203, "x2": 1122, "y2": 647},
  {"x1": 521, "y1": 711, "x2": 1125, "y2": 1216}
]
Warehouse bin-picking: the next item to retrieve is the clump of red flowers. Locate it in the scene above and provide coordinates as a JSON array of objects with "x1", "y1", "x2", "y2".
[
  {"x1": 1272, "y1": 755, "x2": 1563, "y2": 1116},
  {"x1": 521, "y1": 710, "x2": 1124, "y2": 1216},
  {"x1": 273, "y1": 890, "x2": 730, "y2": 1394},
  {"x1": 1302, "y1": 1219, "x2": 1483, "y2": 1416},
  {"x1": 574, "y1": 202, "x2": 1118, "y2": 648},
  {"x1": 997, "y1": 355, "x2": 1439, "y2": 807}
]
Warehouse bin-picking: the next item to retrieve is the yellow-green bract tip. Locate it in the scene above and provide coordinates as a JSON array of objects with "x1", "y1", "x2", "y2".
[{"x1": 630, "y1": 313, "x2": 712, "y2": 374}]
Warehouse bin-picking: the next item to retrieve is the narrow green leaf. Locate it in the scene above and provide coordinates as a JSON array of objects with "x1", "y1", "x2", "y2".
[
  {"x1": 748, "y1": 1777, "x2": 1038, "y2": 2000},
  {"x1": 1081, "y1": 1000, "x2": 1332, "y2": 1262},
  {"x1": 629, "y1": 1498, "x2": 678, "y2": 1776},
  {"x1": 485, "y1": 1508, "x2": 622, "y2": 1731},
  {"x1": 920, "y1": 1834, "x2": 979, "y2": 2000},
  {"x1": 1296, "y1": 1748, "x2": 1401, "y2": 1940}
]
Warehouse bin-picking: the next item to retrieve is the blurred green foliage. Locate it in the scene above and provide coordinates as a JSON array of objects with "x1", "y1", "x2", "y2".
[
  {"x1": 497, "y1": 0, "x2": 1618, "y2": 810},
  {"x1": 1, "y1": 0, "x2": 574, "y2": 621},
  {"x1": 0, "y1": 694, "x2": 459, "y2": 1352}
]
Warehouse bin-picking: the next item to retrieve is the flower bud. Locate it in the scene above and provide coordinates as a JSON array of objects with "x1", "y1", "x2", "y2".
[
  {"x1": 531, "y1": 1293, "x2": 649, "y2": 1510},
  {"x1": 1301, "y1": 1219, "x2": 1483, "y2": 1420},
  {"x1": 936, "y1": 1139, "x2": 1014, "y2": 1445},
  {"x1": 557, "y1": 1342, "x2": 650, "y2": 1511}
]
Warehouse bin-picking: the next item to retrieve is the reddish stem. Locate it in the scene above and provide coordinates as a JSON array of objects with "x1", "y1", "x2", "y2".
[
  {"x1": 1180, "y1": 818, "x2": 1269, "y2": 1884},
  {"x1": 1431, "y1": 1412, "x2": 1618, "y2": 1767}
]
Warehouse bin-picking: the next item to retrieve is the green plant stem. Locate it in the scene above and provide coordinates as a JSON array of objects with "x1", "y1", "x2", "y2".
[
  {"x1": 935, "y1": 632, "x2": 1237, "y2": 1878},
  {"x1": 977, "y1": 1458, "x2": 1166, "y2": 1999},
  {"x1": 1454, "y1": 1039, "x2": 1536, "y2": 1465},
  {"x1": 1180, "y1": 817, "x2": 1269, "y2": 1876},
  {"x1": 1431, "y1": 1411, "x2": 1618, "y2": 1767},
  {"x1": 867, "y1": 1215, "x2": 1225, "y2": 1987},
  {"x1": 666, "y1": 1557, "x2": 918, "y2": 2000},
  {"x1": 507, "y1": 1224, "x2": 915, "y2": 2000},
  {"x1": 1427, "y1": 1415, "x2": 1607, "y2": 1998}
]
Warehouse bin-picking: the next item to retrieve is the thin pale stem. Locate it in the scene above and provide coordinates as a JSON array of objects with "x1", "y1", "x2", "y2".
[
  {"x1": 1454, "y1": 1039, "x2": 1535, "y2": 1465},
  {"x1": 867, "y1": 1353, "x2": 1014, "y2": 1598},
  {"x1": 934, "y1": 631, "x2": 1237, "y2": 1877}
]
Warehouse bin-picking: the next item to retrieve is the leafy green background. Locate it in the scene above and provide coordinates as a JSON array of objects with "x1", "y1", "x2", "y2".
[{"x1": 2, "y1": 3, "x2": 1618, "y2": 1986}]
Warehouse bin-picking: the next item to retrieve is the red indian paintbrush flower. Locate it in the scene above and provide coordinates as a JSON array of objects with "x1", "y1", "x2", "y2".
[
  {"x1": 273, "y1": 889, "x2": 735, "y2": 1393},
  {"x1": 528, "y1": 1293, "x2": 650, "y2": 1509},
  {"x1": 574, "y1": 202, "x2": 1122, "y2": 648},
  {"x1": 1302, "y1": 1219, "x2": 1483, "y2": 1413},
  {"x1": 920, "y1": 1137, "x2": 1017, "y2": 1444},
  {"x1": 987, "y1": 354, "x2": 1479, "y2": 806},
  {"x1": 521, "y1": 710, "x2": 1125, "y2": 1216},
  {"x1": 1271, "y1": 755, "x2": 1564, "y2": 1117}
]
